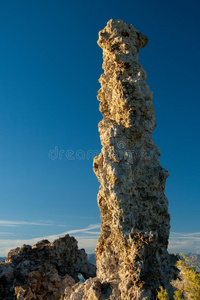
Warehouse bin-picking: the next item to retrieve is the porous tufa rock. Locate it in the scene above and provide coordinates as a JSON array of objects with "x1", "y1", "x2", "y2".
[
  {"x1": 64, "y1": 19, "x2": 178, "y2": 300},
  {"x1": 0, "y1": 235, "x2": 96, "y2": 299},
  {"x1": 94, "y1": 18, "x2": 177, "y2": 299}
]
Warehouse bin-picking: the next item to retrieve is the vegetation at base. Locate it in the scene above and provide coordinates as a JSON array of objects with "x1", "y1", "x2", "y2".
[
  {"x1": 157, "y1": 254, "x2": 200, "y2": 299},
  {"x1": 157, "y1": 286, "x2": 169, "y2": 300}
]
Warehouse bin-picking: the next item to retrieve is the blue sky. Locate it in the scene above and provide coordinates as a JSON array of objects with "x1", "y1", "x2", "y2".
[{"x1": 0, "y1": 0, "x2": 199, "y2": 256}]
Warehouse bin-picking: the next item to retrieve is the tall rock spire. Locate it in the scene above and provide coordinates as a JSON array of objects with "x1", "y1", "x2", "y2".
[
  {"x1": 63, "y1": 19, "x2": 178, "y2": 300},
  {"x1": 93, "y1": 19, "x2": 174, "y2": 299}
]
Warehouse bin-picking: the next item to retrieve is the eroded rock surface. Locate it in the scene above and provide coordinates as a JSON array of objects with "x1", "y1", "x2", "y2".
[
  {"x1": 64, "y1": 19, "x2": 178, "y2": 300},
  {"x1": 0, "y1": 235, "x2": 96, "y2": 299},
  {"x1": 94, "y1": 18, "x2": 178, "y2": 299}
]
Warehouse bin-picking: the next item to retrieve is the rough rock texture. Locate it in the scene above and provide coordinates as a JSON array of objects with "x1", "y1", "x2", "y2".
[
  {"x1": 63, "y1": 19, "x2": 178, "y2": 300},
  {"x1": 93, "y1": 19, "x2": 178, "y2": 299},
  {"x1": 0, "y1": 235, "x2": 96, "y2": 299}
]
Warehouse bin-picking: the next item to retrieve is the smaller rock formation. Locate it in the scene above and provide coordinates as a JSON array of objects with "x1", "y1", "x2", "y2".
[{"x1": 0, "y1": 234, "x2": 96, "y2": 299}]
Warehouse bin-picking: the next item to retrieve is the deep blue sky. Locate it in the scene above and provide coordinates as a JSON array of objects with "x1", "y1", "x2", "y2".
[{"x1": 0, "y1": 0, "x2": 199, "y2": 255}]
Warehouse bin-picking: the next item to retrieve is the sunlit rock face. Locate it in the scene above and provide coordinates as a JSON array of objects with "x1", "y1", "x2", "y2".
[
  {"x1": 92, "y1": 19, "x2": 176, "y2": 299},
  {"x1": 63, "y1": 19, "x2": 178, "y2": 300}
]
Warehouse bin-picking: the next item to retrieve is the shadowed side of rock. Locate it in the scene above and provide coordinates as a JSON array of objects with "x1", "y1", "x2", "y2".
[{"x1": 0, "y1": 234, "x2": 96, "y2": 300}]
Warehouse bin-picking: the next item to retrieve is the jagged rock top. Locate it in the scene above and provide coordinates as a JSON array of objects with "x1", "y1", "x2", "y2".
[
  {"x1": 98, "y1": 19, "x2": 148, "y2": 53},
  {"x1": 0, "y1": 235, "x2": 96, "y2": 299}
]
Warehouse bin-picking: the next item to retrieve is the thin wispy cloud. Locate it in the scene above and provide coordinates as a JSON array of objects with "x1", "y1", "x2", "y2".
[
  {"x1": 0, "y1": 220, "x2": 54, "y2": 227},
  {"x1": 65, "y1": 224, "x2": 100, "y2": 235},
  {"x1": 0, "y1": 232, "x2": 13, "y2": 236},
  {"x1": 168, "y1": 232, "x2": 200, "y2": 253},
  {"x1": 35, "y1": 223, "x2": 101, "y2": 243},
  {"x1": 83, "y1": 231, "x2": 100, "y2": 235},
  {"x1": 170, "y1": 232, "x2": 200, "y2": 238}
]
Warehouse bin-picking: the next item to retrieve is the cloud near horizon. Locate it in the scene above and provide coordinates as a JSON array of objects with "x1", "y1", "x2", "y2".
[
  {"x1": 0, "y1": 223, "x2": 199, "y2": 257},
  {"x1": 168, "y1": 232, "x2": 200, "y2": 253}
]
